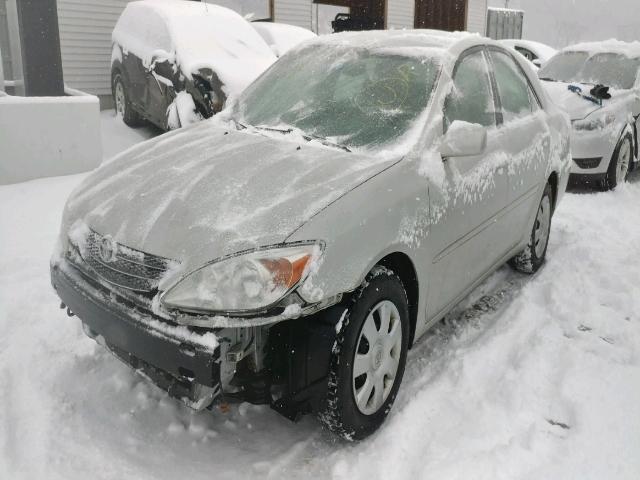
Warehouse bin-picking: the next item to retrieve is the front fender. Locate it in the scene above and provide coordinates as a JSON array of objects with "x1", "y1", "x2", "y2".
[{"x1": 287, "y1": 158, "x2": 430, "y2": 312}]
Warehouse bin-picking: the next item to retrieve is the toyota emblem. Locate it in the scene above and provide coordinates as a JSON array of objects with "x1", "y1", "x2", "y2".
[{"x1": 98, "y1": 236, "x2": 117, "y2": 263}]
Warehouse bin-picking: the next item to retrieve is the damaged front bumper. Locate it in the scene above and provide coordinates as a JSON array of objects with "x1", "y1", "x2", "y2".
[
  {"x1": 51, "y1": 261, "x2": 222, "y2": 410},
  {"x1": 51, "y1": 258, "x2": 340, "y2": 419}
]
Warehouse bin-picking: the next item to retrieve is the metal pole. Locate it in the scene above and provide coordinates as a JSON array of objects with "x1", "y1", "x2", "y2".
[
  {"x1": 15, "y1": 0, "x2": 64, "y2": 96},
  {"x1": 6, "y1": 0, "x2": 23, "y2": 95}
]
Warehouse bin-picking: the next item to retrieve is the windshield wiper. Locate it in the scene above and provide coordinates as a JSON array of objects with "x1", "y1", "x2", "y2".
[
  {"x1": 301, "y1": 133, "x2": 352, "y2": 152},
  {"x1": 253, "y1": 125, "x2": 293, "y2": 134},
  {"x1": 232, "y1": 119, "x2": 248, "y2": 130},
  {"x1": 567, "y1": 84, "x2": 603, "y2": 106},
  {"x1": 237, "y1": 122, "x2": 351, "y2": 152},
  {"x1": 538, "y1": 77, "x2": 556, "y2": 82}
]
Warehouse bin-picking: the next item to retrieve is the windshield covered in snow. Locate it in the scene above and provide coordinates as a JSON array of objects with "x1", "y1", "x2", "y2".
[
  {"x1": 234, "y1": 45, "x2": 440, "y2": 150},
  {"x1": 539, "y1": 52, "x2": 640, "y2": 89}
]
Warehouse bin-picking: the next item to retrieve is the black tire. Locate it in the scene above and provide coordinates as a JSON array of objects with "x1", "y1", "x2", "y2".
[
  {"x1": 509, "y1": 183, "x2": 553, "y2": 274},
  {"x1": 319, "y1": 266, "x2": 410, "y2": 440},
  {"x1": 603, "y1": 134, "x2": 633, "y2": 190},
  {"x1": 112, "y1": 72, "x2": 144, "y2": 127}
]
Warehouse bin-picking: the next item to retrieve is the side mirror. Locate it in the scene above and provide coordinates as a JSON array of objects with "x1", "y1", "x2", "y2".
[
  {"x1": 632, "y1": 95, "x2": 640, "y2": 115},
  {"x1": 441, "y1": 121, "x2": 487, "y2": 159},
  {"x1": 148, "y1": 49, "x2": 172, "y2": 71}
]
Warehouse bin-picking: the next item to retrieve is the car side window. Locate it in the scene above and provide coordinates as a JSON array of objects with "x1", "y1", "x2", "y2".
[
  {"x1": 489, "y1": 50, "x2": 535, "y2": 122},
  {"x1": 515, "y1": 47, "x2": 537, "y2": 62},
  {"x1": 444, "y1": 51, "x2": 497, "y2": 131}
]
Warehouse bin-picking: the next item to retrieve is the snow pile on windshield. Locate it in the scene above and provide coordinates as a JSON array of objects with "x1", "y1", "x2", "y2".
[
  {"x1": 113, "y1": 0, "x2": 276, "y2": 96},
  {"x1": 251, "y1": 22, "x2": 316, "y2": 57},
  {"x1": 564, "y1": 39, "x2": 640, "y2": 58},
  {"x1": 540, "y1": 42, "x2": 640, "y2": 90}
]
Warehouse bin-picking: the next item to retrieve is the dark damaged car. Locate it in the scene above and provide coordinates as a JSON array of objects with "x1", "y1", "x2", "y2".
[{"x1": 111, "y1": 0, "x2": 275, "y2": 130}]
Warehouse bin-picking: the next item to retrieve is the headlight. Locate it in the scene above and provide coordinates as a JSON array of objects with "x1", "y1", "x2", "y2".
[
  {"x1": 161, "y1": 243, "x2": 322, "y2": 314},
  {"x1": 572, "y1": 113, "x2": 616, "y2": 131}
]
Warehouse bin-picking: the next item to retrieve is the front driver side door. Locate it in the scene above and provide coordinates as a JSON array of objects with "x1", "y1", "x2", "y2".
[{"x1": 427, "y1": 48, "x2": 513, "y2": 321}]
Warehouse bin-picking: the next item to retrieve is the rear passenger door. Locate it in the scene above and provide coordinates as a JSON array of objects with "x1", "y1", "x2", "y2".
[{"x1": 487, "y1": 48, "x2": 551, "y2": 244}]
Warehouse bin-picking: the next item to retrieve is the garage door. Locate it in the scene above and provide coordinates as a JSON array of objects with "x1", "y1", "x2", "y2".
[{"x1": 414, "y1": 0, "x2": 467, "y2": 31}]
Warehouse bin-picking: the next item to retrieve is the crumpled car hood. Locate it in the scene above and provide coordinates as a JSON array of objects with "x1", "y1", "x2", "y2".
[
  {"x1": 63, "y1": 120, "x2": 397, "y2": 271},
  {"x1": 542, "y1": 81, "x2": 612, "y2": 120}
]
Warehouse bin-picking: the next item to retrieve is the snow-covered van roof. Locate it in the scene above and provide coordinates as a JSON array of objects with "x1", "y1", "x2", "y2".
[
  {"x1": 112, "y1": 0, "x2": 276, "y2": 96},
  {"x1": 563, "y1": 39, "x2": 640, "y2": 59}
]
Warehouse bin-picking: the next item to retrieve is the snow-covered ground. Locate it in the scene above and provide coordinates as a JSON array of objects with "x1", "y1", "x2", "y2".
[{"x1": 1, "y1": 113, "x2": 639, "y2": 479}]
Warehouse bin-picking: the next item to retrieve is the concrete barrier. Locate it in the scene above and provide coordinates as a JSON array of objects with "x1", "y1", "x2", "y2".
[{"x1": 0, "y1": 87, "x2": 101, "y2": 185}]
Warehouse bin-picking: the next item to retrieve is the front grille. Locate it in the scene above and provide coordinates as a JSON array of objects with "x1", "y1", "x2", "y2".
[
  {"x1": 75, "y1": 230, "x2": 177, "y2": 292},
  {"x1": 574, "y1": 157, "x2": 602, "y2": 169}
]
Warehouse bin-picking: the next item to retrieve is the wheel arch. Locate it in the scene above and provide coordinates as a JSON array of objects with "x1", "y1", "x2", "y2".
[
  {"x1": 375, "y1": 252, "x2": 419, "y2": 347},
  {"x1": 547, "y1": 171, "x2": 559, "y2": 213}
]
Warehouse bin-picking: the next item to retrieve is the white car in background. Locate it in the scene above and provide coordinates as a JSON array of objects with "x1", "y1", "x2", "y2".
[
  {"x1": 500, "y1": 39, "x2": 557, "y2": 68},
  {"x1": 251, "y1": 21, "x2": 317, "y2": 57},
  {"x1": 539, "y1": 40, "x2": 640, "y2": 189}
]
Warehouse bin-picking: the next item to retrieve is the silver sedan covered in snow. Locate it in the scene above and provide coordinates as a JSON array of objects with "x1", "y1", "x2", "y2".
[
  {"x1": 51, "y1": 30, "x2": 570, "y2": 439},
  {"x1": 539, "y1": 40, "x2": 640, "y2": 189}
]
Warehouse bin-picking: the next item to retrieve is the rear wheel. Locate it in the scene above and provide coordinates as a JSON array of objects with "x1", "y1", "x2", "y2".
[
  {"x1": 113, "y1": 72, "x2": 143, "y2": 127},
  {"x1": 319, "y1": 267, "x2": 409, "y2": 440},
  {"x1": 509, "y1": 183, "x2": 553, "y2": 274},
  {"x1": 603, "y1": 134, "x2": 632, "y2": 190}
]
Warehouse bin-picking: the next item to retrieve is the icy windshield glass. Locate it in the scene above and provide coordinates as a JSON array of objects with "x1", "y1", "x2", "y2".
[
  {"x1": 540, "y1": 52, "x2": 640, "y2": 89},
  {"x1": 234, "y1": 45, "x2": 440, "y2": 150},
  {"x1": 538, "y1": 52, "x2": 589, "y2": 82}
]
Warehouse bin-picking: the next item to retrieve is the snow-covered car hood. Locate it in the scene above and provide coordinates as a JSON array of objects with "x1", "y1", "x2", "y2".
[
  {"x1": 541, "y1": 81, "x2": 609, "y2": 120},
  {"x1": 61, "y1": 121, "x2": 398, "y2": 271}
]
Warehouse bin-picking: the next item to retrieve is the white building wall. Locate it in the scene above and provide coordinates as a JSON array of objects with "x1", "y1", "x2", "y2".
[
  {"x1": 386, "y1": 0, "x2": 414, "y2": 29},
  {"x1": 57, "y1": 0, "x2": 132, "y2": 97},
  {"x1": 466, "y1": 0, "x2": 488, "y2": 35},
  {"x1": 274, "y1": 0, "x2": 313, "y2": 30}
]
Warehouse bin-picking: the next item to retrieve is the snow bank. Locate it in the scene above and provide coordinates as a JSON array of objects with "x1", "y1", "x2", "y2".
[{"x1": 2, "y1": 171, "x2": 640, "y2": 479}]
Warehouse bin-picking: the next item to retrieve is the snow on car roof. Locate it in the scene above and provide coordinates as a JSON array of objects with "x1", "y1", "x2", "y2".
[
  {"x1": 302, "y1": 29, "x2": 486, "y2": 59},
  {"x1": 563, "y1": 39, "x2": 640, "y2": 58},
  {"x1": 251, "y1": 22, "x2": 317, "y2": 57},
  {"x1": 113, "y1": 0, "x2": 276, "y2": 96}
]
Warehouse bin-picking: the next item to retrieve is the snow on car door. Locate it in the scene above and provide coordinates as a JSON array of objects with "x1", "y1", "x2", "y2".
[
  {"x1": 487, "y1": 48, "x2": 550, "y2": 242},
  {"x1": 427, "y1": 49, "x2": 512, "y2": 320}
]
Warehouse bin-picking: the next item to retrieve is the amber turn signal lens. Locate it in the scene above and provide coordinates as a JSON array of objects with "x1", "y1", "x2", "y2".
[{"x1": 259, "y1": 254, "x2": 312, "y2": 290}]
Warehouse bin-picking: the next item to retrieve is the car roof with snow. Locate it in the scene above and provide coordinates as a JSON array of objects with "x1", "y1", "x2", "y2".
[
  {"x1": 300, "y1": 29, "x2": 492, "y2": 59},
  {"x1": 562, "y1": 39, "x2": 640, "y2": 59}
]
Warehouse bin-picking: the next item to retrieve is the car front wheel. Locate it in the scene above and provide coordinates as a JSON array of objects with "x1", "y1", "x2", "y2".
[
  {"x1": 319, "y1": 266, "x2": 409, "y2": 440},
  {"x1": 509, "y1": 182, "x2": 553, "y2": 274}
]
